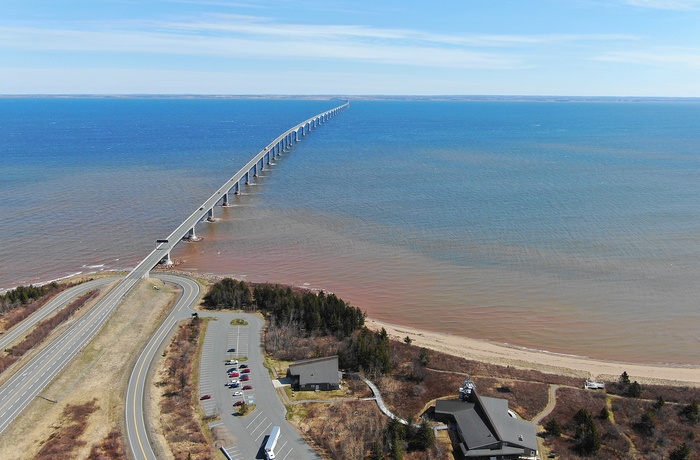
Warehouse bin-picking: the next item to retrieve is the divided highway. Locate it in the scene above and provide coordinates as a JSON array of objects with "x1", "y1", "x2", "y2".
[
  {"x1": 0, "y1": 102, "x2": 348, "y2": 453},
  {"x1": 0, "y1": 276, "x2": 139, "y2": 434},
  {"x1": 0, "y1": 276, "x2": 120, "y2": 353}
]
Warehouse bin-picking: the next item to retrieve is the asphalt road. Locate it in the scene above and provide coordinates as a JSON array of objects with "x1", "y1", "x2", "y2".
[
  {"x1": 0, "y1": 276, "x2": 139, "y2": 434},
  {"x1": 125, "y1": 274, "x2": 200, "y2": 460},
  {"x1": 0, "y1": 276, "x2": 121, "y2": 353}
]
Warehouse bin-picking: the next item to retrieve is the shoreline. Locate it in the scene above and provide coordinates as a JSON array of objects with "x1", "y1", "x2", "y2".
[
  {"x1": 6, "y1": 269, "x2": 699, "y2": 387},
  {"x1": 364, "y1": 318, "x2": 700, "y2": 388}
]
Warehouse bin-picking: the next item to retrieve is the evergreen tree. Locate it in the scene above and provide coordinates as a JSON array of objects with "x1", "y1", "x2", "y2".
[
  {"x1": 370, "y1": 441, "x2": 386, "y2": 460},
  {"x1": 572, "y1": 409, "x2": 600, "y2": 456},
  {"x1": 653, "y1": 395, "x2": 665, "y2": 410},
  {"x1": 669, "y1": 442, "x2": 691, "y2": 460},
  {"x1": 544, "y1": 419, "x2": 563, "y2": 437},
  {"x1": 625, "y1": 381, "x2": 642, "y2": 398},
  {"x1": 619, "y1": 371, "x2": 631, "y2": 385},
  {"x1": 680, "y1": 401, "x2": 699, "y2": 424}
]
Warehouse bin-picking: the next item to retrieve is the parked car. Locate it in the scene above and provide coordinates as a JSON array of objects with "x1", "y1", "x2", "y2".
[
  {"x1": 233, "y1": 391, "x2": 243, "y2": 396},
  {"x1": 229, "y1": 383, "x2": 240, "y2": 388},
  {"x1": 229, "y1": 372, "x2": 240, "y2": 377},
  {"x1": 242, "y1": 385, "x2": 253, "y2": 390},
  {"x1": 241, "y1": 375, "x2": 250, "y2": 381},
  {"x1": 241, "y1": 368, "x2": 251, "y2": 373},
  {"x1": 239, "y1": 364, "x2": 248, "y2": 369},
  {"x1": 199, "y1": 395, "x2": 211, "y2": 400},
  {"x1": 227, "y1": 348, "x2": 236, "y2": 352},
  {"x1": 233, "y1": 400, "x2": 245, "y2": 406}
]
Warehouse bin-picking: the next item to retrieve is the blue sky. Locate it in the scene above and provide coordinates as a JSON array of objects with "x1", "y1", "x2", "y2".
[{"x1": 1, "y1": 0, "x2": 700, "y2": 96}]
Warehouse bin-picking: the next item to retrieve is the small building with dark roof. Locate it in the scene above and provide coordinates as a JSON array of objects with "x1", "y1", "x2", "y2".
[
  {"x1": 435, "y1": 391, "x2": 538, "y2": 459},
  {"x1": 286, "y1": 356, "x2": 341, "y2": 391}
]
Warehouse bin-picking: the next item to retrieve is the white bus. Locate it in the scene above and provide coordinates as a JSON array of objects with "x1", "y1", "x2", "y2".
[{"x1": 264, "y1": 426, "x2": 280, "y2": 460}]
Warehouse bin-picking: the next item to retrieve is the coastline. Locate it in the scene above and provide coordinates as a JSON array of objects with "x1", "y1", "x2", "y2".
[
  {"x1": 365, "y1": 318, "x2": 700, "y2": 388},
  {"x1": 7, "y1": 269, "x2": 699, "y2": 388}
]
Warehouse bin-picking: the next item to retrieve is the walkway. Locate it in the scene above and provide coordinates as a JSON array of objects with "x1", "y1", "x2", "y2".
[{"x1": 532, "y1": 384, "x2": 560, "y2": 427}]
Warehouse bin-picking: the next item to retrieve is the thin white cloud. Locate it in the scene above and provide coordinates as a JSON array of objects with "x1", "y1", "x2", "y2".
[
  {"x1": 623, "y1": 0, "x2": 700, "y2": 10},
  {"x1": 0, "y1": 25, "x2": 528, "y2": 70},
  {"x1": 594, "y1": 50, "x2": 700, "y2": 68}
]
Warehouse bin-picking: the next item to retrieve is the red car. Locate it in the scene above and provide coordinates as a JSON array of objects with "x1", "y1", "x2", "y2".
[
  {"x1": 241, "y1": 375, "x2": 250, "y2": 381},
  {"x1": 229, "y1": 372, "x2": 240, "y2": 377},
  {"x1": 233, "y1": 400, "x2": 245, "y2": 406},
  {"x1": 241, "y1": 368, "x2": 251, "y2": 373},
  {"x1": 199, "y1": 395, "x2": 211, "y2": 400},
  {"x1": 242, "y1": 385, "x2": 253, "y2": 390}
]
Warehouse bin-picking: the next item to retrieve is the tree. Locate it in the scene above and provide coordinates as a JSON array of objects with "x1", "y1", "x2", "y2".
[
  {"x1": 625, "y1": 381, "x2": 642, "y2": 398},
  {"x1": 403, "y1": 336, "x2": 412, "y2": 345},
  {"x1": 418, "y1": 348, "x2": 431, "y2": 367},
  {"x1": 635, "y1": 410, "x2": 655, "y2": 436},
  {"x1": 410, "y1": 420, "x2": 435, "y2": 451},
  {"x1": 653, "y1": 395, "x2": 665, "y2": 410},
  {"x1": 573, "y1": 409, "x2": 600, "y2": 456},
  {"x1": 370, "y1": 441, "x2": 386, "y2": 460},
  {"x1": 669, "y1": 442, "x2": 691, "y2": 460},
  {"x1": 599, "y1": 406, "x2": 609, "y2": 420},
  {"x1": 544, "y1": 419, "x2": 563, "y2": 437},
  {"x1": 619, "y1": 371, "x2": 631, "y2": 385},
  {"x1": 680, "y1": 401, "x2": 699, "y2": 424}
]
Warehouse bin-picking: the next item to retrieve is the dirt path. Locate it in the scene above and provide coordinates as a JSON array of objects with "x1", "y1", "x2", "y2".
[{"x1": 531, "y1": 384, "x2": 560, "y2": 426}]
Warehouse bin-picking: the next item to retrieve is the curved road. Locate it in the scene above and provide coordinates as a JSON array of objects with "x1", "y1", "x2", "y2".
[
  {"x1": 0, "y1": 102, "x2": 348, "y2": 445},
  {"x1": 125, "y1": 274, "x2": 199, "y2": 460}
]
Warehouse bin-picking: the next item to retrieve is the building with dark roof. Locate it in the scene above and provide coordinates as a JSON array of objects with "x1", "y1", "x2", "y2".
[
  {"x1": 286, "y1": 356, "x2": 341, "y2": 391},
  {"x1": 435, "y1": 390, "x2": 538, "y2": 459}
]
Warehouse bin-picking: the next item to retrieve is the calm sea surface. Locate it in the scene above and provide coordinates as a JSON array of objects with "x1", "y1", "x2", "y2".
[{"x1": 1, "y1": 98, "x2": 699, "y2": 365}]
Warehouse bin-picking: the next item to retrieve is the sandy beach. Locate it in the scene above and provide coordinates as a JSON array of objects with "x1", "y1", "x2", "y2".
[{"x1": 365, "y1": 318, "x2": 700, "y2": 388}]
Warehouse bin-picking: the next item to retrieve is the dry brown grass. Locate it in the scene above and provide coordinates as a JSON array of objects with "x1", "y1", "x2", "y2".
[
  {"x1": 33, "y1": 399, "x2": 99, "y2": 459},
  {"x1": 0, "y1": 277, "x2": 178, "y2": 460},
  {"x1": 0, "y1": 282, "x2": 74, "y2": 332},
  {"x1": 156, "y1": 318, "x2": 214, "y2": 460},
  {"x1": 0, "y1": 290, "x2": 98, "y2": 373},
  {"x1": 540, "y1": 385, "x2": 700, "y2": 459}
]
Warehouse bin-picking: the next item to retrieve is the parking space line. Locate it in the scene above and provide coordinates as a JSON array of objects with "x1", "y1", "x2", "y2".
[
  {"x1": 245, "y1": 410, "x2": 263, "y2": 429},
  {"x1": 254, "y1": 421, "x2": 272, "y2": 441}
]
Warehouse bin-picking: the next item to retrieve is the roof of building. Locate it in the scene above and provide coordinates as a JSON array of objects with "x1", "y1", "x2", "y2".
[
  {"x1": 435, "y1": 392, "x2": 537, "y2": 455},
  {"x1": 287, "y1": 355, "x2": 340, "y2": 386}
]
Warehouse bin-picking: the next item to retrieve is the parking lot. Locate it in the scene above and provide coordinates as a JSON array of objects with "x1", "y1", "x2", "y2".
[{"x1": 196, "y1": 313, "x2": 318, "y2": 460}]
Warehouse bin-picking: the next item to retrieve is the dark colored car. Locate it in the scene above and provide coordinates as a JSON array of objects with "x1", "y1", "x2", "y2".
[
  {"x1": 242, "y1": 385, "x2": 253, "y2": 390},
  {"x1": 227, "y1": 348, "x2": 236, "y2": 352},
  {"x1": 241, "y1": 375, "x2": 250, "y2": 381},
  {"x1": 241, "y1": 368, "x2": 251, "y2": 373},
  {"x1": 239, "y1": 364, "x2": 248, "y2": 369},
  {"x1": 233, "y1": 400, "x2": 245, "y2": 406},
  {"x1": 199, "y1": 394, "x2": 211, "y2": 400}
]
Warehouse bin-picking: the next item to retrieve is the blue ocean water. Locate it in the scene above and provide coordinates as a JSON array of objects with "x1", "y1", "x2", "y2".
[{"x1": 1, "y1": 98, "x2": 699, "y2": 364}]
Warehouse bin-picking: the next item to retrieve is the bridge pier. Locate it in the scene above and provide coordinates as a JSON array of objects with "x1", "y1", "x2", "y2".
[
  {"x1": 222, "y1": 191, "x2": 230, "y2": 206},
  {"x1": 184, "y1": 226, "x2": 199, "y2": 241},
  {"x1": 206, "y1": 208, "x2": 215, "y2": 222},
  {"x1": 160, "y1": 251, "x2": 173, "y2": 265}
]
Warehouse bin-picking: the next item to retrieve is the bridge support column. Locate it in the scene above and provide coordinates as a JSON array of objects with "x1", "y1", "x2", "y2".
[
  {"x1": 222, "y1": 192, "x2": 230, "y2": 206},
  {"x1": 160, "y1": 251, "x2": 173, "y2": 265},
  {"x1": 207, "y1": 208, "x2": 215, "y2": 222},
  {"x1": 185, "y1": 226, "x2": 199, "y2": 241}
]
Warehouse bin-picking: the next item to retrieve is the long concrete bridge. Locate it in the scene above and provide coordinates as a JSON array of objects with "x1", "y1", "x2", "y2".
[
  {"x1": 0, "y1": 100, "x2": 349, "y2": 438},
  {"x1": 129, "y1": 100, "x2": 349, "y2": 280}
]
